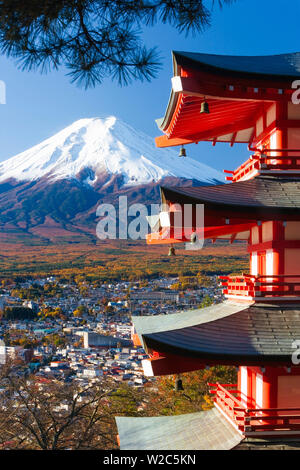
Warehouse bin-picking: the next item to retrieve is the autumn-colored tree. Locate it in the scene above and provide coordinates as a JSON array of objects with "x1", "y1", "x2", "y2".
[
  {"x1": 42, "y1": 334, "x2": 68, "y2": 348},
  {"x1": 156, "y1": 366, "x2": 237, "y2": 415},
  {"x1": 0, "y1": 368, "x2": 117, "y2": 449}
]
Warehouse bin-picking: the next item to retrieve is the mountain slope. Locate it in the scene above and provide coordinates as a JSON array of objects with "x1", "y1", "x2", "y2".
[
  {"x1": 0, "y1": 117, "x2": 224, "y2": 244},
  {"x1": 0, "y1": 117, "x2": 223, "y2": 186}
]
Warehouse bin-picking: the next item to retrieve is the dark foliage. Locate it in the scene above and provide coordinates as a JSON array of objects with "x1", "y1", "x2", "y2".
[
  {"x1": 2, "y1": 306, "x2": 37, "y2": 320},
  {"x1": 0, "y1": 0, "x2": 235, "y2": 87}
]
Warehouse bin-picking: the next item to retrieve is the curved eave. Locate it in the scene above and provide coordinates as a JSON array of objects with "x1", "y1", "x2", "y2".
[
  {"x1": 155, "y1": 89, "x2": 178, "y2": 134},
  {"x1": 156, "y1": 51, "x2": 300, "y2": 133},
  {"x1": 155, "y1": 90, "x2": 262, "y2": 148},
  {"x1": 133, "y1": 300, "x2": 248, "y2": 350},
  {"x1": 134, "y1": 301, "x2": 300, "y2": 368},
  {"x1": 155, "y1": 52, "x2": 182, "y2": 133},
  {"x1": 156, "y1": 51, "x2": 300, "y2": 148},
  {"x1": 147, "y1": 178, "x2": 300, "y2": 246},
  {"x1": 160, "y1": 178, "x2": 300, "y2": 220},
  {"x1": 173, "y1": 51, "x2": 300, "y2": 82},
  {"x1": 143, "y1": 336, "x2": 296, "y2": 366}
]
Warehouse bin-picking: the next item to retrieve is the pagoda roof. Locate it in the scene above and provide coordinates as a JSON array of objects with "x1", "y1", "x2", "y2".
[
  {"x1": 134, "y1": 301, "x2": 300, "y2": 365},
  {"x1": 161, "y1": 177, "x2": 300, "y2": 220},
  {"x1": 134, "y1": 301, "x2": 247, "y2": 346},
  {"x1": 173, "y1": 51, "x2": 300, "y2": 80},
  {"x1": 116, "y1": 408, "x2": 242, "y2": 450},
  {"x1": 155, "y1": 51, "x2": 300, "y2": 147}
]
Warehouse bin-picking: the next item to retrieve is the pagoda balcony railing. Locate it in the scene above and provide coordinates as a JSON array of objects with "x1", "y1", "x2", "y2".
[
  {"x1": 224, "y1": 148, "x2": 300, "y2": 182},
  {"x1": 220, "y1": 274, "x2": 300, "y2": 300},
  {"x1": 209, "y1": 383, "x2": 300, "y2": 436}
]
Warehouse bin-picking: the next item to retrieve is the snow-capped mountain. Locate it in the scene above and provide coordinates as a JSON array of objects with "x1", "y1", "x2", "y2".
[
  {"x1": 0, "y1": 116, "x2": 223, "y2": 186},
  {"x1": 0, "y1": 117, "x2": 223, "y2": 243}
]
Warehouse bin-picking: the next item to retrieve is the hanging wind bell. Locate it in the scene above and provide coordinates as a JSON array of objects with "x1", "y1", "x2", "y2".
[
  {"x1": 200, "y1": 100, "x2": 210, "y2": 114},
  {"x1": 178, "y1": 145, "x2": 187, "y2": 157},
  {"x1": 174, "y1": 375, "x2": 184, "y2": 391},
  {"x1": 190, "y1": 232, "x2": 197, "y2": 244},
  {"x1": 168, "y1": 245, "x2": 176, "y2": 257}
]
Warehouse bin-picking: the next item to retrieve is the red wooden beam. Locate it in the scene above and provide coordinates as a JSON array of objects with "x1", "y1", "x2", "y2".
[
  {"x1": 143, "y1": 352, "x2": 207, "y2": 376},
  {"x1": 184, "y1": 66, "x2": 296, "y2": 91},
  {"x1": 156, "y1": 118, "x2": 257, "y2": 147},
  {"x1": 230, "y1": 132, "x2": 237, "y2": 147},
  {"x1": 171, "y1": 76, "x2": 289, "y2": 102},
  {"x1": 146, "y1": 222, "x2": 256, "y2": 245},
  {"x1": 155, "y1": 135, "x2": 195, "y2": 148},
  {"x1": 248, "y1": 240, "x2": 300, "y2": 253},
  {"x1": 230, "y1": 233, "x2": 237, "y2": 244}
]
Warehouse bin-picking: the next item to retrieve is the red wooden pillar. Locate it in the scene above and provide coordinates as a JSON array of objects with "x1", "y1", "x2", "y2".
[
  {"x1": 274, "y1": 101, "x2": 288, "y2": 163},
  {"x1": 261, "y1": 368, "x2": 278, "y2": 410},
  {"x1": 247, "y1": 367, "x2": 277, "y2": 414},
  {"x1": 272, "y1": 221, "x2": 285, "y2": 292}
]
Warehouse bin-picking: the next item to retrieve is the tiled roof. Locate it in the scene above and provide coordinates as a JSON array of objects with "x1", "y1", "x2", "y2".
[
  {"x1": 133, "y1": 301, "x2": 249, "y2": 350},
  {"x1": 116, "y1": 407, "x2": 242, "y2": 450},
  {"x1": 136, "y1": 302, "x2": 300, "y2": 364},
  {"x1": 173, "y1": 51, "x2": 300, "y2": 79},
  {"x1": 161, "y1": 177, "x2": 300, "y2": 216},
  {"x1": 234, "y1": 438, "x2": 300, "y2": 450}
]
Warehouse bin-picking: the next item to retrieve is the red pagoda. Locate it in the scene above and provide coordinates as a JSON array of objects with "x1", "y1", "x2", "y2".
[{"x1": 116, "y1": 52, "x2": 300, "y2": 450}]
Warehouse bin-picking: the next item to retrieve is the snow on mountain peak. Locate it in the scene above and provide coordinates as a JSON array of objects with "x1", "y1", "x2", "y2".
[{"x1": 0, "y1": 116, "x2": 223, "y2": 186}]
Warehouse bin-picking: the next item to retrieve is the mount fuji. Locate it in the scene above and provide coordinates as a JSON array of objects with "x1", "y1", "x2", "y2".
[{"x1": 0, "y1": 117, "x2": 223, "y2": 243}]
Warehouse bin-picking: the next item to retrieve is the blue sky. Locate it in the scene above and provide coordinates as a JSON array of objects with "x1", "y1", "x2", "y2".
[{"x1": 0, "y1": 0, "x2": 299, "y2": 172}]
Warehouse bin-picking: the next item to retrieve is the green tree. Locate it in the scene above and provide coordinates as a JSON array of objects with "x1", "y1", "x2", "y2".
[{"x1": 199, "y1": 295, "x2": 214, "y2": 308}]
